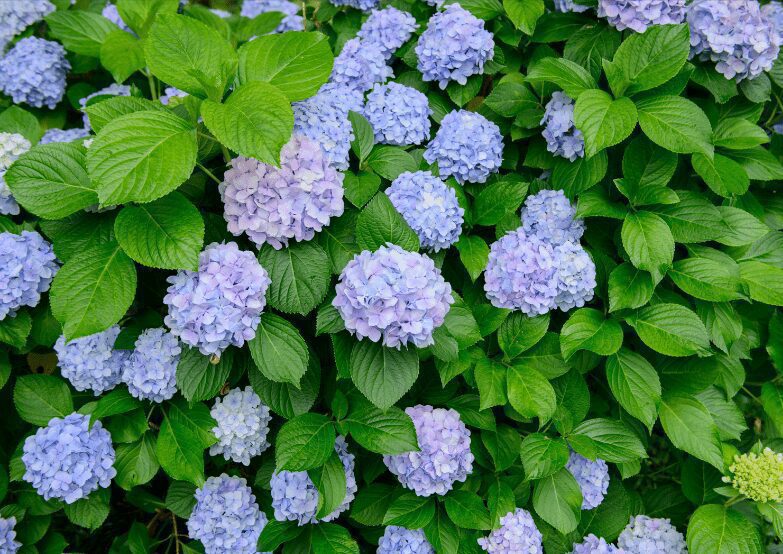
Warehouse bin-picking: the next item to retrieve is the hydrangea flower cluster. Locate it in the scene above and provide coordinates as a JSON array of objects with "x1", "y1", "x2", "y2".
[
  {"x1": 356, "y1": 7, "x2": 418, "y2": 59},
  {"x1": 39, "y1": 127, "x2": 91, "y2": 144},
  {"x1": 566, "y1": 451, "x2": 610, "y2": 509},
  {"x1": 220, "y1": 135, "x2": 344, "y2": 249},
  {"x1": 0, "y1": 37, "x2": 69, "y2": 109},
  {"x1": 80, "y1": 84, "x2": 131, "y2": 129},
  {"x1": 521, "y1": 189, "x2": 585, "y2": 246},
  {"x1": 0, "y1": 131, "x2": 30, "y2": 215},
  {"x1": 416, "y1": 4, "x2": 494, "y2": 89},
  {"x1": 597, "y1": 0, "x2": 686, "y2": 33},
  {"x1": 478, "y1": 508, "x2": 543, "y2": 553},
  {"x1": 362, "y1": 83, "x2": 431, "y2": 146},
  {"x1": 0, "y1": 517, "x2": 20, "y2": 554},
  {"x1": 570, "y1": 534, "x2": 624, "y2": 554},
  {"x1": 383, "y1": 405, "x2": 473, "y2": 496},
  {"x1": 241, "y1": 0, "x2": 304, "y2": 32},
  {"x1": 554, "y1": 0, "x2": 590, "y2": 13},
  {"x1": 687, "y1": 0, "x2": 779, "y2": 82},
  {"x1": 541, "y1": 92, "x2": 585, "y2": 162},
  {"x1": 0, "y1": 0, "x2": 55, "y2": 51},
  {"x1": 330, "y1": 38, "x2": 392, "y2": 92},
  {"x1": 333, "y1": 245, "x2": 453, "y2": 348},
  {"x1": 329, "y1": 0, "x2": 379, "y2": 11},
  {"x1": 187, "y1": 474, "x2": 270, "y2": 554},
  {"x1": 160, "y1": 87, "x2": 188, "y2": 106},
  {"x1": 270, "y1": 436, "x2": 357, "y2": 525},
  {"x1": 378, "y1": 526, "x2": 434, "y2": 554},
  {"x1": 617, "y1": 516, "x2": 686, "y2": 553},
  {"x1": 210, "y1": 387, "x2": 272, "y2": 466},
  {"x1": 55, "y1": 325, "x2": 128, "y2": 395},
  {"x1": 765, "y1": 2, "x2": 783, "y2": 44},
  {"x1": 386, "y1": 171, "x2": 463, "y2": 251},
  {"x1": 102, "y1": 3, "x2": 133, "y2": 33},
  {"x1": 22, "y1": 413, "x2": 116, "y2": 504},
  {"x1": 164, "y1": 242, "x2": 270, "y2": 356},
  {"x1": 424, "y1": 109, "x2": 503, "y2": 184},
  {"x1": 0, "y1": 231, "x2": 58, "y2": 320},
  {"x1": 121, "y1": 328, "x2": 180, "y2": 403},
  {"x1": 724, "y1": 447, "x2": 783, "y2": 502},
  {"x1": 554, "y1": 240, "x2": 597, "y2": 311}
]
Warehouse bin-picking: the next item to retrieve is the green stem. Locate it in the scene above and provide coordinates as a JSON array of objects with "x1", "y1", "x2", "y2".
[
  {"x1": 196, "y1": 162, "x2": 222, "y2": 186},
  {"x1": 146, "y1": 70, "x2": 158, "y2": 101}
]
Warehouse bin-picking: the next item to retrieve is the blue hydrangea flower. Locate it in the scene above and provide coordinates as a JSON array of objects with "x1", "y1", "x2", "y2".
[
  {"x1": 554, "y1": 241, "x2": 596, "y2": 311},
  {"x1": 0, "y1": 37, "x2": 69, "y2": 109},
  {"x1": 566, "y1": 451, "x2": 609, "y2": 510},
  {"x1": 333, "y1": 245, "x2": 454, "y2": 348},
  {"x1": 521, "y1": 189, "x2": 585, "y2": 246},
  {"x1": 0, "y1": 517, "x2": 20, "y2": 554},
  {"x1": 383, "y1": 405, "x2": 473, "y2": 496},
  {"x1": 0, "y1": 0, "x2": 55, "y2": 51},
  {"x1": 478, "y1": 508, "x2": 543, "y2": 553},
  {"x1": 80, "y1": 84, "x2": 131, "y2": 129},
  {"x1": 329, "y1": 0, "x2": 379, "y2": 11},
  {"x1": 554, "y1": 0, "x2": 591, "y2": 12},
  {"x1": 688, "y1": 0, "x2": 779, "y2": 82},
  {"x1": 598, "y1": 0, "x2": 686, "y2": 33},
  {"x1": 121, "y1": 328, "x2": 180, "y2": 403},
  {"x1": 378, "y1": 526, "x2": 434, "y2": 554},
  {"x1": 22, "y1": 413, "x2": 116, "y2": 504},
  {"x1": 0, "y1": 231, "x2": 58, "y2": 320},
  {"x1": 270, "y1": 436, "x2": 357, "y2": 525},
  {"x1": 210, "y1": 387, "x2": 272, "y2": 466},
  {"x1": 330, "y1": 38, "x2": 392, "y2": 92},
  {"x1": 570, "y1": 535, "x2": 624, "y2": 554},
  {"x1": 164, "y1": 242, "x2": 271, "y2": 356},
  {"x1": 0, "y1": 131, "x2": 30, "y2": 215},
  {"x1": 386, "y1": 171, "x2": 463, "y2": 251},
  {"x1": 40, "y1": 127, "x2": 90, "y2": 144},
  {"x1": 160, "y1": 87, "x2": 188, "y2": 106},
  {"x1": 241, "y1": 0, "x2": 304, "y2": 32},
  {"x1": 765, "y1": 2, "x2": 783, "y2": 44},
  {"x1": 187, "y1": 474, "x2": 271, "y2": 554},
  {"x1": 617, "y1": 516, "x2": 686, "y2": 553},
  {"x1": 55, "y1": 325, "x2": 128, "y2": 395},
  {"x1": 541, "y1": 92, "x2": 585, "y2": 162},
  {"x1": 220, "y1": 135, "x2": 344, "y2": 249},
  {"x1": 356, "y1": 7, "x2": 419, "y2": 59},
  {"x1": 363, "y1": 82, "x2": 431, "y2": 146},
  {"x1": 415, "y1": 4, "x2": 494, "y2": 89},
  {"x1": 102, "y1": 3, "x2": 133, "y2": 33},
  {"x1": 424, "y1": 109, "x2": 503, "y2": 184}
]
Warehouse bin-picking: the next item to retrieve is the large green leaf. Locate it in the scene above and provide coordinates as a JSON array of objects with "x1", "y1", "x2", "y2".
[
  {"x1": 157, "y1": 410, "x2": 206, "y2": 486},
  {"x1": 573, "y1": 90, "x2": 637, "y2": 157},
  {"x1": 257, "y1": 241, "x2": 331, "y2": 315},
  {"x1": 46, "y1": 10, "x2": 117, "y2": 57},
  {"x1": 687, "y1": 505, "x2": 763, "y2": 554},
  {"x1": 507, "y1": 365, "x2": 556, "y2": 422},
  {"x1": 350, "y1": 341, "x2": 419, "y2": 410},
  {"x1": 249, "y1": 313, "x2": 309, "y2": 386},
  {"x1": 560, "y1": 308, "x2": 623, "y2": 360},
  {"x1": 605, "y1": 348, "x2": 660, "y2": 431},
  {"x1": 276, "y1": 413, "x2": 335, "y2": 471},
  {"x1": 526, "y1": 57, "x2": 597, "y2": 98},
  {"x1": 659, "y1": 395, "x2": 724, "y2": 470},
  {"x1": 621, "y1": 210, "x2": 674, "y2": 279},
  {"x1": 355, "y1": 193, "x2": 419, "y2": 252},
  {"x1": 343, "y1": 394, "x2": 418, "y2": 455},
  {"x1": 636, "y1": 95, "x2": 713, "y2": 156},
  {"x1": 627, "y1": 303, "x2": 711, "y2": 357},
  {"x1": 532, "y1": 469, "x2": 582, "y2": 534},
  {"x1": 13, "y1": 375, "x2": 73, "y2": 426}
]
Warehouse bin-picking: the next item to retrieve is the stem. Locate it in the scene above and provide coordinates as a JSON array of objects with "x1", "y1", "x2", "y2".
[
  {"x1": 221, "y1": 144, "x2": 232, "y2": 164},
  {"x1": 724, "y1": 494, "x2": 743, "y2": 507},
  {"x1": 146, "y1": 70, "x2": 158, "y2": 101},
  {"x1": 171, "y1": 512, "x2": 180, "y2": 554},
  {"x1": 196, "y1": 162, "x2": 222, "y2": 186}
]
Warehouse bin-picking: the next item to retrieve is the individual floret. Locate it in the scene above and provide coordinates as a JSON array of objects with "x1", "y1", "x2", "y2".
[
  {"x1": 363, "y1": 82, "x2": 432, "y2": 146},
  {"x1": 220, "y1": 135, "x2": 344, "y2": 249},
  {"x1": 384, "y1": 405, "x2": 473, "y2": 496},
  {"x1": 121, "y1": 328, "x2": 180, "y2": 403},
  {"x1": 554, "y1": 0, "x2": 590, "y2": 12},
  {"x1": 0, "y1": 0, "x2": 55, "y2": 51},
  {"x1": 330, "y1": 38, "x2": 392, "y2": 92},
  {"x1": 617, "y1": 516, "x2": 687, "y2": 554},
  {"x1": 333, "y1": 245, "x2": 453, "y2": 348},
  {"x1": 80, "y1": 84, "x2": 131, "y2": 129},
  {"x1": 386, "y1": 171, "x2": 463, "y2": 251},
  {"x1": 330, "y1": 0, "x2": 379, "y2": 11},
  {"x1": 241, "y1": 0, "x2": 304, "y2": 32},
  {"x1": 22, "y1": 413, "x2": 116, "y2": 504},
  {"x1": 378, "y1": 526, "x2": 434, "y2": 554},
  {"x1": 39, "y1": 127, "x2": 90, "y2": 144},
  {"x1": 553, "y1": 241, "x2": 596, "y2": 311},
  {"x1": 0, "y1": 231, "x2": 59, "y2": 320},
  {"x1": 566, "y1": 451, "x2": 610, "y2": 510},
  {"x1": 356, "y1": 7, "x2": 418, "y2": 59},
  {"x1": 424, "y1": 109, "x2": 502, "y2": 184},
  {"x1": 210, "y1": 387, "x2": 272, "y2": 466},
  {"x1": 55, "y1": 325, "x2": 128, "y2": 395},
  {"x1": 415, "y1": 4, "x2": 494, "y2": 89},
  {"x1": 541, "y1": 92, "x2": 585, "y2": 162},
  {"x1": 724, "y1": 447, "x2": 783, "y2": 503},
  {"x1": 570, "y1": 535, "x2": 625, "y2": 554},
  {"x1": 521, "y1": 189, "x2": 585, "y2": 246},
  {"x1": 478, "y1": 508, "x2": 543, "y2": 553},
  {"x1": 0, "y1": 37, "x2": 69, "y2": 109},
  {"x1": 0, "y1": 517, "x2": 20, "y2": 554},
  {"x1": 270, "y1": 436, "x2": 357, "y2": 525},
  {"x1": 0, "y1": 131, "x2": 30, "y2": 215},
  {"x1": 164, "y1": 242, "x2": 271, "y2": 356},
  {"x1": 598, "y1": 0, "x2": 686, "y2": 33}
]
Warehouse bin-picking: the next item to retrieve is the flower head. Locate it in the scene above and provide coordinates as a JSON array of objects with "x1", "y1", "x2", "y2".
[
  {"x1": 724, "y1": 447, "x2": 783, "y2": 503},
  {"x1": 121, "y1": 328, "x2": 180, "y2": 403},
  {"x1": 566, "y1": 451, "x2": 609, "y2": 510},
  {"x1": 356, "y1": 7, "x2": 418, "y2": 59},
  {"x1": 0, "y1": 37, "x2": 69, "y2": 109},
  {"x1": 241, "y1": 0, "x2": 304, "y2": 32},
  {"x1": 0, "y1": 517, "x2": 20, "y2": 554},
  {"x1": 55, "y1": 325, "x2": 128, "y2": 395},
  {"x1": 553, "y1": 241, "x2": 596, "y2": 311},
  {"x1": 210, "y1": 387, "x2": 272, "y2": 466},
  {"x1": 0, "y1": 0, "x2": 55, "y2": 51},
  {"x1": 570, "y1": 535, "x2": 625, "y2": 554},
  {"x1": 521, "y1": 189, "x2": 585, "y2": 246},
  {"x1": 40, "y1": 127, "x2": 90, "y2": 144},
  {"x1": 478, "y1": 508, "x2": 543, "y2": 553},
  {"x1": 554, "y1": 0, "x2": 591, "y2": 12},
  {"x1": 330, "y1": 38, "x2": 392, "y2": 92},
  {"x1": 363, "y1": 82, "x2": 431, "y2": 146},
  {"x1": 0, "y1": 230, "x2": 58, "y2": 320},
  {"x1": 0, "y1": 131, "x2": 31, "y2": 215},
  {"x1": 598, "y1": 0, "x2": 686, "y2": 33},
  {"x1": 617, "y1": 516, "x2": 686, "y2": 554},
  {"x1": 765, "y1": 2, "x2": 783, "y2": 44},
  {"x1": 378, "y1": 526, "x2": 434, "y2": 554},
  {"x1": 329, "y1": 0, "x2": 380, "y2": 11},
  {"x1": 541, "y1": 92, "x2": 585, "y2": 162}
]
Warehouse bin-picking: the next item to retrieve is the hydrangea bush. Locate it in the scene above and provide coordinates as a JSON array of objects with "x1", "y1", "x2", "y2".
[{"x1": 2, "y1": 0, "x2": 783, "y2": 552}]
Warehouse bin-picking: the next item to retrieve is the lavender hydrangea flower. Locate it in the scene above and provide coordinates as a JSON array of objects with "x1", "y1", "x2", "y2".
[
  {"x1": 383, "y1": 405, "x2": 473, "y2": 496},
  {"x1": 241, "y1": 0, "x2": 304, "y2": 32},
  {"x1": 0, "y1": 231, "x2": 58, "y2": 320},
  {"x1": 617, "y1": 516, "x2": 686, "y2": 553},
  {"x1": 330, "y1": 0, "x2": 379, "y2": 11},
  {"x1": 570, "y1": 535, "x2": 625, "y2": 554},
  {"x1": 356, "y1": 7, "x2": 419, "y2": 59},
  {"x1": 554, "y1": 0, "x2": 590, "y2": 13},
  {"x1": 0, "y1": 37, "x2": 70, "y2": 109},
  {"x1": 424, "y1": 109, "x2": 503, "y2": 184},
  {"x1": 378, "y1": 526, "x2": 434, "y2": 554},
  {"x1": 478, "y1": 508, "x2": 543, "y2": 553},
  {"x1": 210, "y1": 387, "x2": 272, "y2": 466},
  {"x1": 554, "y1": 241, "x2": 596, "y2": 311},
  {"x1": 541, "y1": 92, "x2": 585, "y2": 162},
  {"x1": 416, "y1": 4, "x2": 494, "y2": 89},
  {"x1": 102, "y1": 3, "x2": 133, "y2": 33},
  {"x1": 39, "y1": 127, "x2": 90, "y2": 144},
  {"x1": 333, "y1": 245, "x2": 454, "y2": 348},
  {"x1": 521, "y1": 189, "x2": 585, "y2": 246},
  {"x1": 0, "y1": 517, "x2": 20, "y2": 554},
  {"x1": 55, "y1": 325, "x2": 128, "y2": 395},
  {"x1": 22, "y1": 413, "x2": 116, "y2": 504},
  {"x1": 121, "y1": 328, "x2": 180, "y2": 403},
  {"x1": 386, "y1": 171, "x2": 463, "y2": 251},
  {"x1": 80, "y1": 84, "x2": 131, "y2": 129},
  {"x1": 598, "y1": 0, "x2": 686, "y2": 33},
  {"x1": 164, "y1": 242, "x2": 271, "y2": 356},
  {"x1": 0, "y1": 131, "x2": 30, "y2": 215},
  {"x1": 363, "y1": 82, "x2": 432, "y2": 146},
  {"x1": 330, "y1": 38, "x2": 392, "y2": 92},
  {"x1": 765, "y1": 2, "x2": 783, "y2": 44},
  {"x1": 187, "y1": 474, "x2": 270, "y2": 554},
  {"x1": 160, "y1": 87, "x2": 188, "y2": 106},
  {"x1": 566, "y1": 451, "x2": 610, "y2": 510},
  {"x1": 0, "y1": 0, "x2": 55, "y2": 51},
  {"x1": 688, "y1": 0, "x2": 779, "y2": 82},
  {"x1": 270, "y1": 436, "x2": 357, "y2": 525},
  {"x1": 220, "y1": 135, "x2": 344, "y2": 249}
]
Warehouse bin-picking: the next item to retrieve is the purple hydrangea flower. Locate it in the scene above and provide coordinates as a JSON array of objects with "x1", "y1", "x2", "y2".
[
  {"x1": 598, "y1": 0, "x2": 686, "y2": 33},
  {"x1": 121, "y1": 328, "x2": 180, "y2": 403},
  {"x1": 187, "y1": 474, "x2": 271, "y2": 554},
  {"x1": 80, "y1": 84, "x2": 131, "y2": 129},
  {"x1": 164, "y1": 242, "x2": 271, "y2": 356},
  {"x1": 570, "y1": 534, "x2": 625, "y2": 554},
  {"x1": 0, "y1": 37, "x2": 69, "y2": 109},
  {"x1": 220, "y1": 135, "x2": 344, "y2": 249},
  {"x1": 617, "y1": 516, "x2": 686, "y2": 553},
  {"x1": 210, "y1": 387, "x2": 272, "y2": 466},
  {"x1": 39, "y1": 127, "x2": 90, "y2": 144},
  {"x1": 330, "y1": 38, "x2": 392, "y2": 92},
  {"x1": 271, "y1": 436, "x2": 357, "y2": 525},
  {"x1": 0, "y1": 231, "x2": 58, "y2": 320},
  {"x1": 383, "y1": 405, "x2": 473, "y2": 496},
  {"x1": 0, "y1": 0, "x2": 55, "y2": 51},
  {"x1": 566, "y1": 452, "x2": 610, "y2": 510},
  {"x1": 424, "y1": 109, "x2": 503, "y2": 184},
  {"x1": 363, "y1": 82, "x2": 432, "y2": 146},
  {"x1": 356, "y1": 7, "x2": 419, "y2": 59},
  {"x1": 688, "y1": 0, "x2": 779, "y2": 82},
  {"x1": 241, "y1": 0, "x2": 304, "y2": 32},
  {"x1": 0, "y1": 517, "x2": 20, "y2": 554},
  {"x1": 0, "y1": 131, "x2": 30, "y2": 215},
  {"x1": 478, "y1": 508, "x2": 543, "y2": 553},
  {"x1": 415, "y1": 4, "x2": 494, "y2": 89},
  {"x1": 521, "y1": 189, "x2": 585, "y2": 246},
  {"x1": 102, "y1": 3, "x2": 133, "y2": 33},
  {"x1": 541, "y1": 92, "x2": 585, "y2": 162},
  {"x1": 386, "y1": 171, "x2": 463, "y2": 251},
  {"x1": 55, "y1": 325, "x2": 128, "y2": 396},
  {"x1": 160, "y1": 87, "x2": 188, "y2": 106},
  {"x1": 333, "y1": 245, "x2": 454, "y2": 348},
  {"x1": 554, "y1": 0, "x2": 591, "y2": 13},
  {"x1": 330, "y1": 0, "x2": 379, "y2": 11},
  {"x1": 554, "y1": 241, "x2": 596, "y2": 311},
  {"x1": 378, "y1": 526, "x2": 434, "y2": 554},
  {"x1": 22, "y1": 413, "x2": 116, "y2": 504}
]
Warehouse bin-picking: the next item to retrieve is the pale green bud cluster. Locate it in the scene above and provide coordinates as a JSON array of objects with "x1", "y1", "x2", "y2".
[{"x1": 724, "y1": 448, "x2": 783, "y2": 503}]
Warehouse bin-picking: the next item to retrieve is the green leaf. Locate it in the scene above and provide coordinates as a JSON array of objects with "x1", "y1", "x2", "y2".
[
  {"x1": 552, "y1": 150, "x2": 608, "y2": 197},
  {"x1": 456, "y1": 235, "x2": 489, "y2": 281},
  {"x1": 355, "y1": 193, "x2": 419, "y2": 252},
  {"x1": 520, "y1": 433, "x2": 570, "y2": 480},
  {"x1": 691, "y1": 65, "x2": 739, "y2": 103},
  {"x1": 276, "y1": 413, "x2": 335, "y2": 471},
  {"x1": 498, "y1": 312, "x2": 549, "y2": 359},
  {"x1": 724, "y1": 147, "x2": 783, "y2": 181},
  {"x1": 100, "y1": 29, "x2": 145, "y2": 83},
  {"x1": 157, "y1": 411, "x2": 205, "y2": 486},
  {"x1": 570, "y1": 418, "x2": 647, "y2": 462},
  {"x1": 350, "y1": 341, "x2": 419, "y2": 410},
  {"x1": 0, "y1": 106, "x2": 41, "y2": 143},
  {"x1": 608, "y1": 263, "x2": 654, "y2": 312},
  {"x1": 249, "y1": 350, "x2": 320, "y2": 418},
  {"x1": 168, "y1": 398, "x2": 218, "y2": 450},
  {"x1": 484, "y1": 78, "x2": 539, "y2": 118},
  {"x1": 527, "y1": 57, "x2": 597, "y2": 98},
  {"x1": 654, "y1": 191, "x2": 726, "y2": 243},
  {"x1": 343, "y1": 170, "x2": 381, "y2": 208},
  {"x1": 473, "y1": 176, "x2": 529, "y2": 226},
  {"x1": 560, "y1": 308, "x2": 623, "y2": 360},
  {"x1": 311, "y1": 523, "x2": 359, "y2": 554},
  {"x1": 423, "y1": 505, "x2": 459, "y2": 554},
  {"x1": 46, "y1": 10, "x2": 116, "y2": 57},
  {"x1": 573, "y1": 90, "x2": 637, "y2": 158},
  {"x1": 622, "y1": 135, "x2": 677, "y2": 193},
  {"x1": 249, "y1": 313, "x2": 309, "y2": 386},
  {"x1": 635, "y1": 95, "x2": 713, "y2": 156},
  {"x1": 13, "y1": 375, "x2": 73, "y2": 426},
  {"x1": 507, "y1": 365, "x2": 556, "y2": 422},
  {"x1": 669, "y1": 257, "x2": 744, "y2": 302},
  {"x1": 366, "y1": 146, "x2": 417, "y2": 181},
  {"x1": 349, "y1": 484, "x2": 397, "y2": 526},
  {"x1": 82, "y1": 96, "x2": 167, "y2": 134},
  {"x1": 117, "y1": 0, "x2": 179, "y2": 37},
  {"x1": 90, "y1": 388, "x2": 142, "y2": 423},
  {"x1": 533, "y1": 469, "x2": 582, "y2": 534},
  {"x1": 446, "y1": 75, "x2": 483, "y2": 108},
  {"x1": 64, "y1": 489, "x2": 110, "y2": 530},
  {"x1": 175, "y1": 346, "x2": 231, "y2": 402},
  {"x1": 713, "y1": 118, "x2": 769, "y2": 150},
  {"x1": 692, "y1": 153, "x2": 749, "y2": 198},
  {"x1": 659, "y1": 394, "x2": 724, "y2": 470},
  {"x1": 717, "y1": 206, "x2": 770, "y2": 247},
  {"x1": 114, "y1": 434, "x2": 159, "y2": 490},
  {"x1": 444, "y1": 491, "x2": 491, "y2": 530},
  {"x1": 309, "y1": 450, "x2": 347, "y2": 520},
  {"x1": 344, "y1": 395, "x2": 418, "y2": 455},
  {"x1": 349, "y1": 112, "x2": 374, "y2": 165},
  {"x1": 687, "y1": 504, "x2": 763, "y2": 554},
  {"x1": 621, "y1": 210, "x2": 674, "y2": 279},
  {"x1": 383, "y1": 492, "x2": 435, "y2": 528},
  {"x1": 626, "y1": 303, "x2": 711, "y2": 357},
  {"x1": 605, "y1": 348, "x2": 661, "y2": 431},
  {"x1": 257, "y1": 520, "x2": 303, "y2": 552},
  {"x1": 257, "y1": 241, "x2": 331, "y2": 315},
  {"x1": 0, "y1": 311, "x2": 31, "y2": 349},
  {"x1": 739, "y1": 261, "x2": 783, "y2": 306},
  {"x1": 475, "y1": 357, "x2": 508, "y2": 410},
  {"x1": 503, "y1": 0, "x2": 544, "y2": 34}
]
